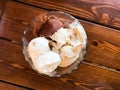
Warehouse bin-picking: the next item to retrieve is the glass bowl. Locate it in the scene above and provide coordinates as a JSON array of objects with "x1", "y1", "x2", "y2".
[{"x1": 22, "y1": 11, "x2": 87, "y2": 77}]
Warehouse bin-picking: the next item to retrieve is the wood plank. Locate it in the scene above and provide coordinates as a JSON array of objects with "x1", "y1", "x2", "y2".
[
  {"x1": 16, "y1": 0, "x2": 120, "y2": 30},
  {"x1": 0, "y1": 40, "x2": 120, "y2": 89},
  {"x1": 60, "y1": 62, "x2": 120, "y2": 90},
  {"x1": 0, "y1": 1, "x2": 120, "y2": 71},
  {"x1": 0, "y1": 40, "x2": 80, "y2": 90},
  {"x1": 0, "y1": 81, "x2": 29, "y2": 90},
  {"x1": 82, "y1": 21, "x2": 120, "y2": 70},
  {"x1": 0, "y1": 0, "x2": 46, "y2": 42},
  {"x1": 1, "y1": 1, "x2": 120, "y2": 90}
]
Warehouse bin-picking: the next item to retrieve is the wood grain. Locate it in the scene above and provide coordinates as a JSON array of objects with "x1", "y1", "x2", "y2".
[
  {"x1": 0, "y1": 39, "x2": 81, "y2": 90},
  {"x1": 0, "y1": 0, "x2": 46, "y2": 42},
  {"x1": 1, "y1": 16, "x2": 120, "y2": 71},
  {"x1": 0, "y1": 1, "x2": 120, "y2": 70},
  {"x1": 82, "y1": 21, "x2": 120, "y2": 70},
  {"x1": 0, "y1": 81, "x2": 29, "y2": 90},
  {"x1": 0, "y1": 40, "x2": 120, "y2": 89},
  {"x1": 0, "y1": 1, "x2": 120, "y2": 89},
  {"x1": 16, "y1": 0, "x2": 120, "y2": 30}
]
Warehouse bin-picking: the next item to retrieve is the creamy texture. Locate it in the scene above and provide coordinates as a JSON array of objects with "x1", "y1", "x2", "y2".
[
  {"x1": 69, "y1": 20, "x2": 87, "y2": 47},
  {"x1": 50, "y1": 21, "x2": 86, "y2": 67},
  {"x1": 28, "y1": 37, "x2": 61, "y2": 75},
  {"x1": 50, "y1": 28, "x2": 70, "y2": 49},
  {"x1": 28, "y1": 37, "x2": 50, "y2": 60},
  {"x1": 33, "y1": 51, "x2": 61, "y2": 75},
  {"x1": 28, "y1": 19, "x2": 87, "y2": 75}
]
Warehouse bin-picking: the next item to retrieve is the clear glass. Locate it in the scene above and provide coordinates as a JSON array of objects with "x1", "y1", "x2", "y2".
[
  {"x1": 0, "y1": 0, "x2": 7, "y2": 21},
  {"x1": 22, "y1": 11, "x2": 87, "y2": 77}
]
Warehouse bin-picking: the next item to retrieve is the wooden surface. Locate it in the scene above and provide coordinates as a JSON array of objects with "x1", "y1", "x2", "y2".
[
  {"x1": 0, "y1": 80, "x2": 31, "y2": 90},
  {"x1": 0, "y1": 0, "x2": 120, "y2": 90},
  {"x1": 16, "y1": 0, "x2": 120, "y2": 30}
]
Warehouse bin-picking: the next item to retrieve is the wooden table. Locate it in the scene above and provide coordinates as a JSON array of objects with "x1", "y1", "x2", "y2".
[{"x1": 0, "y1": 0, "x2": 120, "y2": 90}]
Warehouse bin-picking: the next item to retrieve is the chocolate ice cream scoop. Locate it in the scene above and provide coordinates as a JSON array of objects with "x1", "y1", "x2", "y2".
[
  {"x1": 39, "y1": 18, "x2": 64, "y2": 37},
  {"x1": 31, "y1": 13, "x2": 72, "y2": 37}
]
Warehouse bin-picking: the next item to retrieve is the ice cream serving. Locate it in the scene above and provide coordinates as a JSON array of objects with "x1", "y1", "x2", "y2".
[{"x1": 22, "y1": 11, "x2": 87, "y2": 77}]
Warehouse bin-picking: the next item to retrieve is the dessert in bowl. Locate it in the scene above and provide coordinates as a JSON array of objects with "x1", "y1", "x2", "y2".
[{"x1": 22, "y1": 11, "x2": 87, "y2": 77}]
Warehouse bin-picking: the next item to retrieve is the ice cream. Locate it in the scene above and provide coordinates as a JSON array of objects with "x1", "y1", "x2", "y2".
[
  {"x1": 28, "y1": 37, "x2": 61, "y2": 75},
  {"x1": 50, "y1": 21, "x2": 86, "y2": 67},
  {"x1": 33, "y1": 51, "x2": 61, "y2": 75},
  {"x1": 39, "y1": 17, "x2": 64, "y2": 37},
  {"x1": 27, "y1": 12, "x2": 87, "y2": 76},
  {"x1": 31, "y1": 13, "x2": 71, "y2": 37},
  {"x1": 28, "y1": 37, "x2": 50, "y2": 60},
  {"x1": 50, "y1": 27, "x2": 70, "y2": 49}
]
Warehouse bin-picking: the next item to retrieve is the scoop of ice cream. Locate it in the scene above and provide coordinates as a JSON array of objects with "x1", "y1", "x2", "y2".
[
  {"x1": 31, "y1": 14, "x2": 65, "y2": 37},
  {"x1": 39, "y1": 18, "x2": 64, "y2": 37},
  {"x1": 59, "y1": 53, "x2": 79, "y2": 67},
  {"x1": 28, "y1": 37, "x2": 50, "y2": 60},
  {"x1": 60, "y1": 45, "x2": 75, "y2": 58},
  {"x1": 69, "y1": 20, "x2": 87, "y2": 47},
  {"x1": 33, "y1": 51, "x2": 61, "y2": 75},
  {"x1": 31, "y1": 12, "x2": 73, "y2": 38},
  {"x1": 50, "y1": 28, "x2": 70, "y2": 49},
  {"x1": 59, "y1": 45, "x2": 82, "y2": 67}
]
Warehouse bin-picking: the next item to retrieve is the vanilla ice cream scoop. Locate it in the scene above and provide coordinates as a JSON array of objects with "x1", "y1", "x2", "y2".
[
  {"x1": 69, "y1": 20, "x2": 87, "y2": 47},
  {"x1": 33, "y1": 51, "x2": 61, "y2": 75},
  {"x1": 28, "y1": 37, "x2": 50, "y2": 60},
  {"x1": 50, "y1": 27, "x2": 70, "y2": 49},
  {"x1": 59, "y1": 44, "x2": 82, "y2": 67}
]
